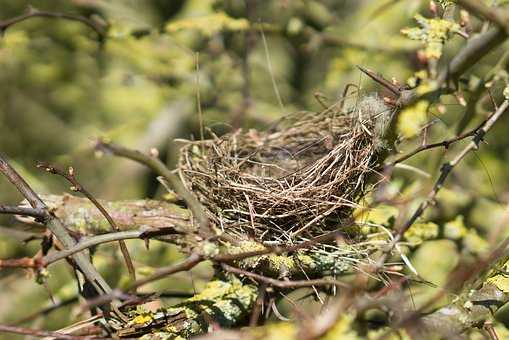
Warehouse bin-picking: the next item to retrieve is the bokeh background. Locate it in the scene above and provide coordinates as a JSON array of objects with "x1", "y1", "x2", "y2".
[{"x1": 1, "y1": 0, "x2": 509, "y2": 337}]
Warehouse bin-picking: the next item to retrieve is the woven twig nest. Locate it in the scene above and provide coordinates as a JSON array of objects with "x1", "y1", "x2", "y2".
[{"x1": 179, "y1": 95, "x2": 391, "y2": 245}]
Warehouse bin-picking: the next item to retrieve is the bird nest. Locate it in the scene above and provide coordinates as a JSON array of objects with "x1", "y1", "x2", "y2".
[{"x1": 179, "y1": 95, "x2": 391, "y2": 245}]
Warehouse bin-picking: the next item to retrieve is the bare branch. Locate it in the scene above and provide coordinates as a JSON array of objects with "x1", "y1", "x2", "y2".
[
  {"x1": 379, "y1": 99, "x2": 509, "y2": 268},
  {"x1": 0, "y1": 205, "x2": 45, "y2": 218},
  {"x1": 455, "y1": 0, "x2": 509, "y2": 33},
  {"x1": 44, "y1": 230, "x2": 144, "y2": 266},
  {"x1": 126, "y1": 252, "x2": 204, "y2": 291},
  {"x1": 0, "y1": 154, "x2": 115, "y2": 312},
  {"x1": 0, "y1": 324, "x2": 83, "y2": 339},
  {"x1": 221, "y1": 263, "x2": 350, "y2": 289},
  {"x1": 0, "y1": 6, "x2": 106, "y2": 40},
  {"x1": 37, "y1": 162, "x2": 136, "y2": 281},
  {"x1": 95, "y1": 139, "x2": 211, "y2": 238},
  {"x1": 388, "y1": 115, "x2": 490, "y2": 165}
]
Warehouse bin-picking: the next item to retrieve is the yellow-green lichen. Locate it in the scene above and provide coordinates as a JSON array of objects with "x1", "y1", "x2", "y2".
[
  {"x1": 321, "y1": 314, "x2": 359, "y2": 340},
  {"x1": 444, "y1": 216, "x2": 468, "y2": 240},
  {"x1": 223, "y1": 240, "x2": 348, "y2": 279},
  {"x1": 487, "y1": 261, "x2": 509, "y2": 293},
  {"x1": 250, "y1": 322, "x2": 296, "y2": 340},
  {"x1": 404, "y1": 221, "x2": 439, "y2": 245},
  {"x1": 401, "y1": 14, "x2": 460, "y2": 59},
  {"x1": 127, "y1": 278, "x2": 257, "y2": 338}
]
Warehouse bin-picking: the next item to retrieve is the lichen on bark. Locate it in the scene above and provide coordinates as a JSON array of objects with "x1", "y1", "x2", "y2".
[{"x1": 117, "y1": 277, "x2": 257, "y2": 338}]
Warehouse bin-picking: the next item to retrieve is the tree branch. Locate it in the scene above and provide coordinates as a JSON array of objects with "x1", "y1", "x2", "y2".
[
  {"x1": 0, "y1": 205, "x2": 45, "y2": 218},
  {"x1": 379, "y1": 99, "x2": 509, "y2": 267},
  {"x1": 37, "y1": 162, "x2": 136, "y2": 281},
  {"x1": 0, "y1": 6, "x2": 106, "y2": 40},
  {"x1": 455, "y1": 0, "x2": 509, "y2": 33},
  {"x1": 95, "y1": 139, "x2": 211, "y2": 238},
  {"x1": 0, "y1": 154, "x2": 116, "y2": 314}
]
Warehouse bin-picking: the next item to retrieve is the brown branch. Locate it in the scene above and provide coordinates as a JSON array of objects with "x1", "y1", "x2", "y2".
[
  {"x1": 0, "y1": 205, "x2": 45, "y2": 218},
  {"x1": 0, "y1": 155, "x2": 113, "y2": 298},
  {"x1": 95, "y1": 139, "x2": 211, "y2": 238},
  {"x1": 126, "y1": 252, "x2": 204, "y2": 291},
  {"x1": 12, "y1": 296, "x2": 79, "y2": 325},
  {"x1": 378, "y1": 99, "x2": 509, "y2": 268},
  {"x1": 0, "y1": 324, "x2": 83, "y2": 339},
  {"x1": 249, "y1": 283, "x2": 267, "y2": 326},
  {"x1": 455, "y1": 0, "x2": 509, "y2": 33},
  {"x1": 37, "y1": 162, "x2": 136, "y2": 281},
  {"x1": 388, "y1": 114, "x2": 490, "y2": 165},
  {"x1": 221, "y1": 263, "x2": 350, "y2": 289},
  {"x1": 0, "y1": 6, "x2": 106, "y2": 40},
  {"x1": 0, "y1": 257, "x2": 40, "y2": 269}
]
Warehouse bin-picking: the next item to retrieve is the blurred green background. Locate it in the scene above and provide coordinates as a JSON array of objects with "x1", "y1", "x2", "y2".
[{"x1": 1, "y1": 0, "x2": 509, "y2": 337}]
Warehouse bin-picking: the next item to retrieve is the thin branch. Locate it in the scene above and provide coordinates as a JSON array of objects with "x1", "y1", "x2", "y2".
[
  {"x1": 378, "y1": 99, "x2": 509, "y2": 268},
  {"x1": 95, "y1": 139, "x2": 211, "y2": 237},
  {"x1": 0, "y1": 257, "x2": 40, "y2": 269},
  {"x1": 126, "y1": 252, "x2": 204, "y2": 291},
  {"x1": 37, "y1": 162, "x2": 136, "y2": 281},
  {"x1": 249, "y1": 283, "x2": 267, "y2": 326},
  {"x1": 0, "y1": 324, "x2": 83, "y2": 339},
  {"x1": 213, "y1": 228, "x2": 348, "y2": 263},
  {"x1": 44, "y1": 230, "x2": 144, "y2": 266},
  {"x1": 0, "y1": 205, "x2": 45, "y2": 218},
  {"x1": 12, "y1": 296, "x2": 79, "y2": 325},
  {"x1": 0, "y1": 6, "x2": 106, "y2": 40},
  {"x1": 221, "y1": 263, "x2": 350, "y2": 289},
  {"x1": 0, "y1": 154, "x2": 113, "y2": 299},
  {"x1": 455, "y1": 0, "x2": 509, "y2": 33},
  {"x1": 388, "y1": 115, "x2": 489, "y2": 165}
]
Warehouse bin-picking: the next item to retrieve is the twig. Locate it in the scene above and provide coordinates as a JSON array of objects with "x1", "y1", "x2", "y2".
[
  {"x1": 0, "y1": 324, "x2": 83, "y2": 339},
  {"x1": 95, "y1": 139, "x2": 211, "y2": 237},
  {"x1": 249, "y1": 283, "x2": 267, "y2": 326},
  {"x1": 485, "y1": 321, "x2": 500, "y2": 340},
  {"x1": 0, "y1": 205, "x2": 45, "y2": 218},
  {"x1": 213, "y1": 229, "x2": 347, "y2": 262},
  {"x1": 0, "y1": 154, "x2": 114, "y2": 299},
  {"x1": 0, "y1": 257, "x2": 40, "y2": 269},
  {"x1": 221, "y1": 263, "x2": 350, "y2": 289},
  {"x1": 44, "y1": 230, "x2": 144, "y2": 266},
  {"x1": 37, "y1": 162, "x2": 136, "y2": 281},
  {"x1": 126, "y1": 252, "x2": 204, "y2": 291},
  {"x1": 12, "y1": 296, "x2": 79, "y2": 325},
  {"x1": 378, "y1": 99, "x2": 509, "y2": 268},
  {"x1": 455, "y1": 0, "x2": 509, "y2": 33},
  {"x1": 0, "y1": 6, "x2": 106, "y2": 40},
  {"x1": 388, "y1": 115, "x2": 490, "y2": 165}
]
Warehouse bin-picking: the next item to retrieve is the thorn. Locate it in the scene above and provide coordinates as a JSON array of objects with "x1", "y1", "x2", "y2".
[{"x1": 356, "y1": 65, "x2": 401, "y2": 96}]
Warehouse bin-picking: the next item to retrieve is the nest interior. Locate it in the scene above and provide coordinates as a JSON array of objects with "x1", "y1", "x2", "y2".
[{"x1": 179, "y1": 95, "x2": 392, "y2": 246}]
